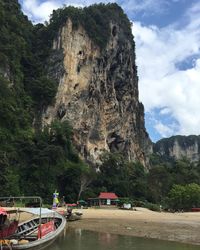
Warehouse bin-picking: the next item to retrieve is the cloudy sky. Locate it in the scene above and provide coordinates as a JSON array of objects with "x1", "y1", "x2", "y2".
[{"x1": 19, "y1": 0, "x2": 200, "y2": 142}]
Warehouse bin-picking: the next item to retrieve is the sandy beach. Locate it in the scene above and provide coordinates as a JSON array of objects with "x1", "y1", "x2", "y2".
[{"x1": 68, "y1": 207, "x2": 200, "y2": 245}]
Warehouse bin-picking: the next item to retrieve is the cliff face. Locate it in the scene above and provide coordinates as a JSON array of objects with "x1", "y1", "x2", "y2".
[
  {"x1": 42, "y1": 17, "x2": 152, "y2": 167},
  {"x1": 154, "y1": 135, "x2": 200, "y2": 163}
]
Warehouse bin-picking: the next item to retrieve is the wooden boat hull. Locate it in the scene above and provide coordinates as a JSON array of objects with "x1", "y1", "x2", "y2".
[{"x1": 2, "y1": 213, "x2": 66, "y2": 249}]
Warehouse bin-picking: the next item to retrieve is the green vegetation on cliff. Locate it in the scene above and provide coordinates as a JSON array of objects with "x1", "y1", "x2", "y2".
[
  {"x1": 0, "y1": 0, "x2": 136, "y2": 202},
  {"x1": 48, "y1": 3, "x2": 133, "y2": 50},
  {"x1": 0, "y1": 0, "x2": 89, "y2": 201},
  {"x1": 0, "y1": 0, "x2": 134, "y2": 202}
]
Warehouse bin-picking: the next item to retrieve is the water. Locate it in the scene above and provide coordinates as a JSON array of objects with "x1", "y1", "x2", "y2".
[{"x1": 47, "y1": 228, "x2": 200, "y2": 250}]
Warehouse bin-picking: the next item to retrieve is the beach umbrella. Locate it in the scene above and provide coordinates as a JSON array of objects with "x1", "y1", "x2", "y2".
[
  {"x1": 66, "y1": 203, "x2": 77, "y2": 207},
  {"x1": 77, "y1": 200, "x2": 87, "y2": 204}
]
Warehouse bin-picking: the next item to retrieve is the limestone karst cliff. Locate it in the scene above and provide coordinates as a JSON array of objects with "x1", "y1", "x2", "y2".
[
  {"x1": 154, "y1": 135, "x2": 200, "y2": 163},
  {"x1": 4, "y1": 0, "x2": 200, "y2": 202},
  {"x1": 42, "y1": 5, "x2": 152, "y2": 167}
]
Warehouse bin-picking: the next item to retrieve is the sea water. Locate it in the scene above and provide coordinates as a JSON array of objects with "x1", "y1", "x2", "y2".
[{"x1": 48, "y1": 228, "x2": 200, "y2": 250}]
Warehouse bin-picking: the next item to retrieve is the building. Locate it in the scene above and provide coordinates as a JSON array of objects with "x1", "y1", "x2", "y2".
[{"x1": 88, "y1": 192, "x2": 119, "y2": 206}]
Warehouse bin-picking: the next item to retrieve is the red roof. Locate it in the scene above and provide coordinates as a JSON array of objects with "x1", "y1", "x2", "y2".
[{"x1": 98, "y1": 192, "x2": 118, "y2": 199}]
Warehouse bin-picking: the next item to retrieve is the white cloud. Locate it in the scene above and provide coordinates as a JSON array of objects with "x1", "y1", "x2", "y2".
[
  {"x1": 20, "y1": 0, "x2": 170, "y2": 23},
  {"x1": 132, "y1": 2, "x2": 200, "y2": 137},
  {"x1": 119, "y1": 0, "x2": 169, "y2": 16},
  {"x1": 21, "y1": 0, "x2": 61, "y2": 23},
  {"x1": 160, "y1": 108, "x2": 171, "y2": 115},
  {"x1": 154, "y1": 121, "x2": 176, "y2": 138},
  {"x1": 20, "y1": 0, "x2": 115, "y2": 23}
]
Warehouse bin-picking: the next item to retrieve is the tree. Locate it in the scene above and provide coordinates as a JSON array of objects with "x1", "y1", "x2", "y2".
[
  {"x1": 95, "y1": 153, "x2": 147, "y2": 199},
  {"x1": 77, "y1": 165, "x2": 96, "y2": 201},
  {"x1": 168, "y1": 183, "x2": 200, "y2": 211},
  {"x1": 147, "y1": 165, "x2": 172, "y2": 203},
  {"x1": 129, "y1": 162, "x2": 147, "y2": 199},
  {"x1": 168, "y1": 184, "x2": 185, "y2": 210}
]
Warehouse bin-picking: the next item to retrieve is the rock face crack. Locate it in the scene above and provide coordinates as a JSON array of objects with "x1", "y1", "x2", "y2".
[{"x1": 42, "y1": 19, "x2": 152, "y2": 168}]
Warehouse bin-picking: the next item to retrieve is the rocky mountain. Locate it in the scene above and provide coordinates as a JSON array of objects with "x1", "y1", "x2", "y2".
[
  {"x1": 41, "y1": 5, "x2": 152, "y2": 167},
  {"x1": 154, "y1": 135, "x2": 200, "y2": 163},
  {"x1": 3, "y1": 0, "x2": 200, "y2": 203}
]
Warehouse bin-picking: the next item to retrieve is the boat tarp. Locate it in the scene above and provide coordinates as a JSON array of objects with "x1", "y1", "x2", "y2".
[{"x1": 19, "y1": 208, "x2": 55, "y2": 215}]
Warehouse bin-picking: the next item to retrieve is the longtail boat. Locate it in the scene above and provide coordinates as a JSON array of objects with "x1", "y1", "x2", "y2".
[{"x1": 0, "y1": 197, "x2": 66, "y2": 249}]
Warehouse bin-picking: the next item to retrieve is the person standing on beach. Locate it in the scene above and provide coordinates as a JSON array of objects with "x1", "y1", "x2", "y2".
[{"x1": 53, "y1": 190, "x2": 59, "y2": 208}]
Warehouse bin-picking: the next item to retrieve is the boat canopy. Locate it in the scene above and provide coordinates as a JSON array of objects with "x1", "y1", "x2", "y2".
[{"x1": 20, "y1": 208, "x2": 55, "y2": 215}]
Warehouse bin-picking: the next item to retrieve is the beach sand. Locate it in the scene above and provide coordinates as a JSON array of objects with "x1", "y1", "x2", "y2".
[{"x1": 69, "y1": 207, "x2": 200, "y2": 245}]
